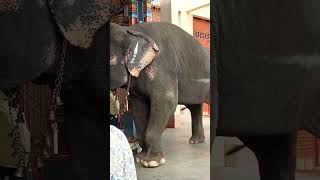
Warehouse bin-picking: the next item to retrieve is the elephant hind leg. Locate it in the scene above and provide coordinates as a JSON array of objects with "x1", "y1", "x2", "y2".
[
  {"x1": 239, "y1": 133, "x2": 297, "y2": 180},
  {"x1": 130, "y1": 96, "x2": 150, "y2": 150},
  {"x1": 186, "y1": 104, "x2": 205, "y2": 144}
]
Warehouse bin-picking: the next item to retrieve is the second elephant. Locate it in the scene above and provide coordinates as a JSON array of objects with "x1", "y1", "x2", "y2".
[{"x1": 110, "y1": 22, "x2": 211, "y2": 168}]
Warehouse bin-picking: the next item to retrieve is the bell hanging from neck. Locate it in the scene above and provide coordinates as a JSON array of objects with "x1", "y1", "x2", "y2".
[
  {"x1": 14, "y1": 160, "x2": 25, "y2": 177},
  {"x1": 56, "y1": 96, "x2": 63, "y2": 106},
  {"x1": 37, "y1": 157, "x2": 45, "y2": 168},
  {"x1": 43, "y1": 148, "x2": 50, "y2": 159},
  {"x1": 14, "y1": 167, "x2": 24, "y2": 177},
  {"x1": 48, "y1": 110, "x2": 56, "y2": 122}
]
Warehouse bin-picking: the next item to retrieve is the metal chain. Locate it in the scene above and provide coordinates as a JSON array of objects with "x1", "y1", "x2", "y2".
[
  {"x1": 51, "y1": 40, "x2": 67, "y2": 110},
  {"x1": 8, "y1": 89, "x2": 29, "y2": 177},
  {"x1": 45, "y1": 40, "x2": 67, "y2": 155},
  {"x1": 125, "y1": 75, "x2": 131, "y2": 111},
  {"x1": 6, "y1": 40, "x2": 67, "y2": 177}
]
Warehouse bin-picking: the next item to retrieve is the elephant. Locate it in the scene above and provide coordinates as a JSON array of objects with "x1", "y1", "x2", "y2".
[
  {"x1": 213, "y1": 0, "x2": 320, "y2": 180},
  {"x1": 110, "y1": 22, "x2": 212, "y2": 168},
  {"x1": 0, "y1": 1, "x2": 109, "y2": 180}
]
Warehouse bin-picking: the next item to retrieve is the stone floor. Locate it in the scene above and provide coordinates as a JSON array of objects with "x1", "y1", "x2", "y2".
[
  {"x1": 136, "y1": 110, "x2": 210, "y2": 180},
  {"x1": 212, "y1": 137, "x2": 320, "y2": 180}
]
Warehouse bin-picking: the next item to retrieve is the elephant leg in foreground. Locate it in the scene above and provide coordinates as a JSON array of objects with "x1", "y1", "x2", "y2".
[
  {"x1": 61, "y1": 25, "x2": 108, "y2": 179},
  {"x1": 135, "y1": 90, "x2": 178, "y2": 168},
  {"x1": 186, "y1": 104, "x2": 205, "y2": 144},
  {"x1": 240, "y1": 133, "x2": 297, "y2": 180},
  {"x1": 64, "y1": 89, "x2": 107, "y2": 180}
]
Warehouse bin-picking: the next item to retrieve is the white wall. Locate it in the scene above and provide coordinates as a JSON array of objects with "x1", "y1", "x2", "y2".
[
  {"x1": 160, "y1": 0, "x2": 210, "y2": 35},
  {"x1": 192, "y1": 5, "x2": 210, "y2": 20},
  {"x1": 159, "y1": 0, "x2": 172, "y2": 23},
  {"x1": 159, "y1": 0, "x2": 210, "y2": 115}
]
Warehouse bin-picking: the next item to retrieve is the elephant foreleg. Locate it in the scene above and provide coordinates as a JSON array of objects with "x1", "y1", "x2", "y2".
[
  {"x1": 240, "y1": 133, "x2": 297, "y2": 180},
  {"x1": 64, "y1": 88, "x2": 107, "y2": 180},
  {"x1": 186, "y1": 104, "x2": 205, "y2": 144},
  {"x1": 137, "y1": 90, "x2": 178, "y2": 168}
]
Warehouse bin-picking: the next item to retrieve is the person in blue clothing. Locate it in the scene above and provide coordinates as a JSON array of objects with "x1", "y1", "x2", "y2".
[{"x1": 123, "y1": 98, "x2": 138, "y2": 142}]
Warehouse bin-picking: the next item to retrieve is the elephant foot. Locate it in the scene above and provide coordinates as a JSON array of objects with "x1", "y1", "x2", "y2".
[
  {"x1": 135, "y1": 151, "x2": 165, "y2": 168},
  {"x1": 189, "y1": 135, "x2": 205, "y2": 144}
]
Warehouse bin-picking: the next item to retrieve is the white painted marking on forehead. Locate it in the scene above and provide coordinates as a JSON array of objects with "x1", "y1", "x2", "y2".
[
  {"x1": 130, "y1": 57, "x2": 135, "y2": 64},
  {"x1": 134, "y1": 42, "x2": 139, "y2": 55}
]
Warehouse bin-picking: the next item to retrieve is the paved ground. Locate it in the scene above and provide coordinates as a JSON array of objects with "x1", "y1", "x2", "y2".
[
  {"x1": 134, "y1": 110, "x2": 320, "y2": 180},
  {"x1": 220, "y1": 168, "x2": 320, "y2": 180},
  {"x1": 216, "y1": 168, "x2": 320, "y2": 180},
  {"x1": 136, "y1": 110, "x2": 210, "y2": 180},
  {"x1": 212, "y1": 137, "x2": 320, "y2": 180}
]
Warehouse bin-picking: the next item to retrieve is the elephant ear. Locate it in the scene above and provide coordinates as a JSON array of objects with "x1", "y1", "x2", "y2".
[
  {"x1": 125, "y1": 29, "x2": 160, "y2": 77},
  {"x1": 49, "y1": 0, "x2": 109, "y2": 48}
]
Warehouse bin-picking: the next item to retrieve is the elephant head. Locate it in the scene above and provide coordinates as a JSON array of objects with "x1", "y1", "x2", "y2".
[
  {"x1": 49, "y1": 0, "x2": 109, "y2": 48},
  {"x1": 110, "y1": 23, "x2": 160, "y2": 89}
]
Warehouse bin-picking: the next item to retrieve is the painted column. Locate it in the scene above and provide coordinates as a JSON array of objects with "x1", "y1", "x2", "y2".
[
  {"x1": 128, "y1": 0, "x2": 153, "y2": 25},
  {"x1": 144, "y1": 0, "x2": 153, "y2": 22},
  {"x1": 110, "y1": 0, "x2": 130, "y2": 26}
]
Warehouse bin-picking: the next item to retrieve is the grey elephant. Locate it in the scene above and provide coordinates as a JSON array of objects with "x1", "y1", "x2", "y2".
[
  {"x1": 110, "y1": 22, "x2": 212, "y2": 168},
  {"x1": 213, "y1": 0, "x2": 320, "y2": 179},
  {"x1": 1, "y1": 1, "x2": 109, "y2": 179}
]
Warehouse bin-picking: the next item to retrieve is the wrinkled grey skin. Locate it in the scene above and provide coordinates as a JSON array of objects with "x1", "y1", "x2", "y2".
[
  {"x1": 0, "y1": 1, "x2": 109, "y2": 180},
  {"x1": 110, "y1": 22, "x2": 212, "y2": 168},
  {"x1": 213, "y1": 0, "x2": 320, "y2": 179}
]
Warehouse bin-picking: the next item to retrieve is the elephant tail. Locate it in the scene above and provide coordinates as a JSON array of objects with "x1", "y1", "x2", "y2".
[{"x1": 225, "y1": 145, "x2": 246, "y2": 156}]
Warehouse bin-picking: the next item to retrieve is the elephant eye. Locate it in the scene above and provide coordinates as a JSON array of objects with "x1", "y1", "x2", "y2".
[
  {"x1": 121, "y1": 58, "x2": 126, "y2": 64},
  {"x1": 110, "y1": 55, "x2": 118, "y2": 66}
]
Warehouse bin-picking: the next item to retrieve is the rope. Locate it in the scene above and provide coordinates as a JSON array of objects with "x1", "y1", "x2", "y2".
[{"x1": 125, "y1": 75, "x2": 131, "y2": 111}]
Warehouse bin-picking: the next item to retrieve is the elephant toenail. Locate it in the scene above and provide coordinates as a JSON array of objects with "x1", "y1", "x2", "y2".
[
  {"x1": 160, "y1": 158, "x2": 166, "y2": 164},
  {"x1": 149, "y1": 161, "x2": 160, "y2": 167},
  {"x1": 142, "y1": 161, "x2": 149, "y2": 167}
]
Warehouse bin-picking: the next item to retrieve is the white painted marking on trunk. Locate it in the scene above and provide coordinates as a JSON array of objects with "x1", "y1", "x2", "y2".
[{"x1": 192, "y1": 78, "x2": 210, "y2": 83}]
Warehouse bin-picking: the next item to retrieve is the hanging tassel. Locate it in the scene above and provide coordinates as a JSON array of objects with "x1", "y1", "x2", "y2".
[
  {"x1": 48, "y1": 110, "x2": 56, "y2": 122},
  {"x1": 52, "y1": 123, "x2": 59, "y2": 155},
  {"x1": 45, "y1": 135, "x2": 52, "y2": 148}
]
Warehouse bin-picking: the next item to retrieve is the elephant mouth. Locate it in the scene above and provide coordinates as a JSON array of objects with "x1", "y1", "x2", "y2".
[{"x1": 110, "y1": 85, "x2": 127, "y2": 92}]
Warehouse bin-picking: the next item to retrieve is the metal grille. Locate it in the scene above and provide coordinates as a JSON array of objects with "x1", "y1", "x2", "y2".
[
  {"x1": 193, "y1": 31, "x2": 210, "y2": 40},
  {"x1": 21, "y1": 82, "x2": 51, "y2": 180},
  {"x1": 21, "y1": 82, "x2": 71, "y2": 180}
]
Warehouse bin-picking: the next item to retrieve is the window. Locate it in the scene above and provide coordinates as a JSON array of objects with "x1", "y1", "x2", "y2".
[{"x1": 151, "y1": 0, "x2": 160, "y2": 6}]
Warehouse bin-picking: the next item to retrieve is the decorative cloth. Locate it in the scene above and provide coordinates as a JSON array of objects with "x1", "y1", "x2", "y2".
[{"x1": 110, "y1": 125, "x2": 137, "y2": 180}]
